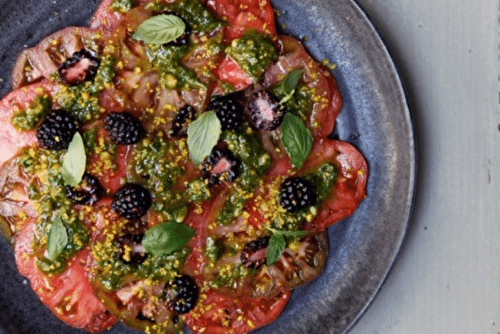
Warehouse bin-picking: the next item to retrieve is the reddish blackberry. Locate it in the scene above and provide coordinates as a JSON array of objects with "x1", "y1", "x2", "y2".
[
  {"x1": 245, "y1": 90, "x2": 286, "y2": 130},
  {"x1": 201, "y1": 148, "x2": 240, "y2": 185},
  {"x1": 171, "y1": 105, "x2": 196, "y2": 137},
  {"x1": 112, "y1": 183, "x2": 152, "y2": 219},
  {"x1": 65, "y1": 173, "x2": 104, "y2": 206},
  {"x1": 163, "y1": 275, "x2": 199, "y2": 314},
  {"x1": 206, "y1": 95, "x2": 244, "y2": 130},
  {"x1": 279, "y1": 177, "x2": 317, "y2": 213},
  {"x1": 36, "y1": 110, "x2": 78, "y2": 150},
  {"x1": 240, "y1": 236, "x2": 270, "y2": 269},
  {"x1": 103, "y1": 112, "x2": 144, "y2": 145},
  {"x1": 58, "y1": 48, "x2": 100, "y2": 86},
  {"x1": 116, "y1": 233, "x2": 148, "y2": 265}
]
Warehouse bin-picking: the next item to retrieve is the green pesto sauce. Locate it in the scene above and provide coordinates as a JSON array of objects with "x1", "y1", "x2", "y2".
[
  {"x1": 225, "y1": 31, "x2": 278, "y2": 81},
  {"x1": 269, "y1": 82, "x2": 314, "y2": 123},
  {"x1": 207, "y1": 264, "x2": 252, "y2": 290},
  {"x1": 128, "y1": 135, "x2": 210, "y2": 222},
  {"x1": 18, "y1": 147, "x2": 90, "y2": 274},
  {"x1": 110, "y1": 0, "x2": 136, "y2": 13},
  {"x1": 217, "y1": 129, "x2": 272, "y2": 226},
  {"x1": 148, "y1": 44, "x2": 205, "y2": 90},
  {"x1": 11, "y1": 94, "x2": 51, "y2": 131},
  {"x1": 95, "y1": 241, "x2": 189, "y2": 291},
  {"x1": 146, "y1": 0, "x2": 223, "y2": 33},
  {"x1": 56, "y1": 55, "x2": 115, "y2": 123},
  {"x1": 272, "y1": 163, "x2": 338, "y2": 231},
  {"x1": 204, "y1": 236, "x2": 224, "y2": 264}
]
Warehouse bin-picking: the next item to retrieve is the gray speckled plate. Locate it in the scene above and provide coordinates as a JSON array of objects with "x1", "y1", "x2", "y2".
[{"x1": 0, "y1": 0, "x2": 415, "y2": 333}]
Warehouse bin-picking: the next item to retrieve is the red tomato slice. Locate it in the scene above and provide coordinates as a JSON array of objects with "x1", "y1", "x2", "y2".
[
  {"x1": 184, "y1": 289, "x2": 291, "y2": 334},
  {"x1": 263, "y1": 36, "x2": 342, "y2": 139},
  {"x1": 14, "y1": 222, "x2": 117, "y2": 333},
  {"x1": 302, "y1": 139, "x2": 368, "y2": 232},
  {"x1": 0, "y1": 81, "x2": 56, "y2": 166},
  {"x1": 212, "y1": 55, "x2": 254, "y2": 93},
  {"x1": 207, "y1": 0, "x2": 277, "y2": 42}
]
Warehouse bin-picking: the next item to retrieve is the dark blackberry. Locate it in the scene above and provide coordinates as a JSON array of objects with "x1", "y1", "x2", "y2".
[
  {"x1": 171, "y1": 105, "x2": 196, "y2": 137},
  {"x1": 245, "y1": 90, "x2": 286, "y2": 130},
  {"x1": 103, "y1": 112, "x2": 144, "y2": 145},
  {"x1": 65, "y1": 173, "x2": 104, "y2": 206},
  {"x1": 279, "y1": 177, "x2": 317, "y2": 213},
  {"x1": 58, "y1": 48, "x2": 100, "y2": 86},
  {"x1": 116, "y1": 233, "x2": 148, "y2": 265},
  {"x1": 206, "y1": 95, "x2": 244, "y2": 130},
  {"x1": 36, "y1": 110, "x2": 78, "y2": 150},
  {"x1": 112, "y1": 183, "x2": 152, "y2": 219},
  {"x1": 163, "y1": 275, "x2": 198, "y2": 314},
  {"x1": 201, "y1": 148, "x2": 240, "y2": 185},
  {"x1": 240, "y1": 236, "x2": 270, "y2": 269}
]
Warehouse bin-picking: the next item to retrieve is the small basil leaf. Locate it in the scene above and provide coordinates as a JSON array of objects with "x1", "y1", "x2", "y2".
[
  {"x1": 266, "y1": 233, "x2": 286, "y2": 266},
  {"x1": 61, "y1": 132, "x2": 86, "y2": 186},
  {"x1": 142, "y1": 222, "x2": 195, "y2": 257},
  {"x1": 47, "y1": 217, "x2": 68, "y2": 260},
  {"x1": 280, "y1": 69, "x2": 304, "y2": 104},
  {"x1": 187, "y1": 111, "x2": 221, "y2": 165},
  {"x1": 281, "y1": 113, "x2": 313, "y2": 168},
  {"x1": 266, "y1": 227, "x2": 309, "y2": 238},
  {"x1": 132, "y1": 14, "x2": 186, "y2": 44}
]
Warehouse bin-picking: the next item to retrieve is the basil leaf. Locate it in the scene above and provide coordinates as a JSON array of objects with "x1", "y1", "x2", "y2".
[
  {"x1": 132, "y1": 15, "x2": 186, "y2": 44},
  {"x1": 47, "y1": 217, "x2": 68, "y2": 260},
  {"x1": 266, "y1": 227, "x2": 308, "y2": 238},
  {"x1": 266, "y1": 233, "x2": 286, "y2": 266},
  {"x1": 61, "y1": 132, "x2": 86, "y2": 186},
  {"x1": 281, "y1": 113, "x2": 313, "y2": 168},
  {"x1": 142, "y1": 222, "x2": 195, "y2": 257},
  {"x1": 280, "y1": 69, "x2": 304, "y2": 104},
  {"x1": 187, "y1": 111, "x2": 221, "y2": 165}
]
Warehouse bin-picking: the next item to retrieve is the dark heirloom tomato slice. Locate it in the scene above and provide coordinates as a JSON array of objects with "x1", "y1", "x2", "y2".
[
  {"x1": 14, "y1": 222, "x2": 117, "y2": 333},
  {"x1": 302, "y1": 139, "x2": 368, "y2": 232},
  {"x1": 207, "y1": 0, "x2": 277, "y2": 42},
  {"x1": 263, "y1": 36, "x2": 342, "y2": 139},
  {"x1": 11, "y1": 27, "x2": 99, "y2": 89},
  {"x1": 184, "y1": 289, "x2": 291, "y2": 334}
]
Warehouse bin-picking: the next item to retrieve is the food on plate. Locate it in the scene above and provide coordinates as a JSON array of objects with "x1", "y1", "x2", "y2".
[{"x1": 0, "y1": 0, "x2": 368, "y2": 333}]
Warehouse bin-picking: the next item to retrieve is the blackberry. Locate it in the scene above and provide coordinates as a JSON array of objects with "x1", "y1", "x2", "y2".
[
  {"x1": 103, "y1": 112, "x2": 144, "y2": 145},
  {"x1": 65, "y1": 173, "x2": 104, "y2": 206},
  {"x1": 201, "y1": 148, "x2": 240, "y2": 185},
  {"x1": 206, "y1": 95, "x2": 244, "y2": 130},
  {"x1": 112, "y1": 183, "x2": 152, "y2": 219},
  {"x1": 245, "y1": 90, "x2": 286, "y2": 130},
  {"x1": 240, "y1": 236, "x2": 270, "y2": 269},
  {"x1": 58, "y1": 48, "x2": 100, "y2": 86},
  {"x1": 171, "y1": 105, "x2": 196, "y2": 137},
  {"x1": 163, "y1": 275, "x2": 199, "y2": 314},
  {"x1": 279, "y1": 177, "x2": 317, "y2": 213},
  {"x1": 36, "y1": 110, "x2": 78, "y2": 150},
  {"x1": 116, "y1": 233, "x2": 148, "y2": 265}
]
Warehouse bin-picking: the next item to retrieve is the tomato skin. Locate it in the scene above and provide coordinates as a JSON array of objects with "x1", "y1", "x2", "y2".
[
  {"x1": 207, "y1": 0, "x2": 277, "y2": 42},
  {"x1": 14, "y1": 222, "x2": 117, "y2": 333},
  {"x1": 302, "y1": 139, "x2": 368, "y2": 232},
  {"x1": 184, "y1": 289, "x2": 291, "y2": 334}
]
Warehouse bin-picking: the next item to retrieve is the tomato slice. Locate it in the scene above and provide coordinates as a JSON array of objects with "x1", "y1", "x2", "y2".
[
  {"x1": 207, "y1": 0, "x2": 277, "y2": 42},
  {"x1": 184, "y1": 289, "x2": 291, "y2": 334},
  {"x1": 11, "y1": 27, "x2": 98, "y2": 89},
  {"x1": 14, "y1": 222, "x2": 117, "y2": 333},
  {"x1": 212, "y1": 55, "x2": 254, "y2": 93},
  {"x1": 302, "y1": 139, "x2": 368, "y2": 232},
  {"x1": 263, "y1": 36, "x2": 342, "y2": 139}
]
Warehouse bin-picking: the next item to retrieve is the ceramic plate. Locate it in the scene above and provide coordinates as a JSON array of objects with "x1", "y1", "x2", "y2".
[{"x1": 0, "y1": 0, "x2": 415, "y2": 333}]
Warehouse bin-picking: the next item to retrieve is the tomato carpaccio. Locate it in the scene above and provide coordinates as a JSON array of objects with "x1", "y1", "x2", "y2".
[{"x1": 0, "y1": 0, "x2": 368, "y2": 333}]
